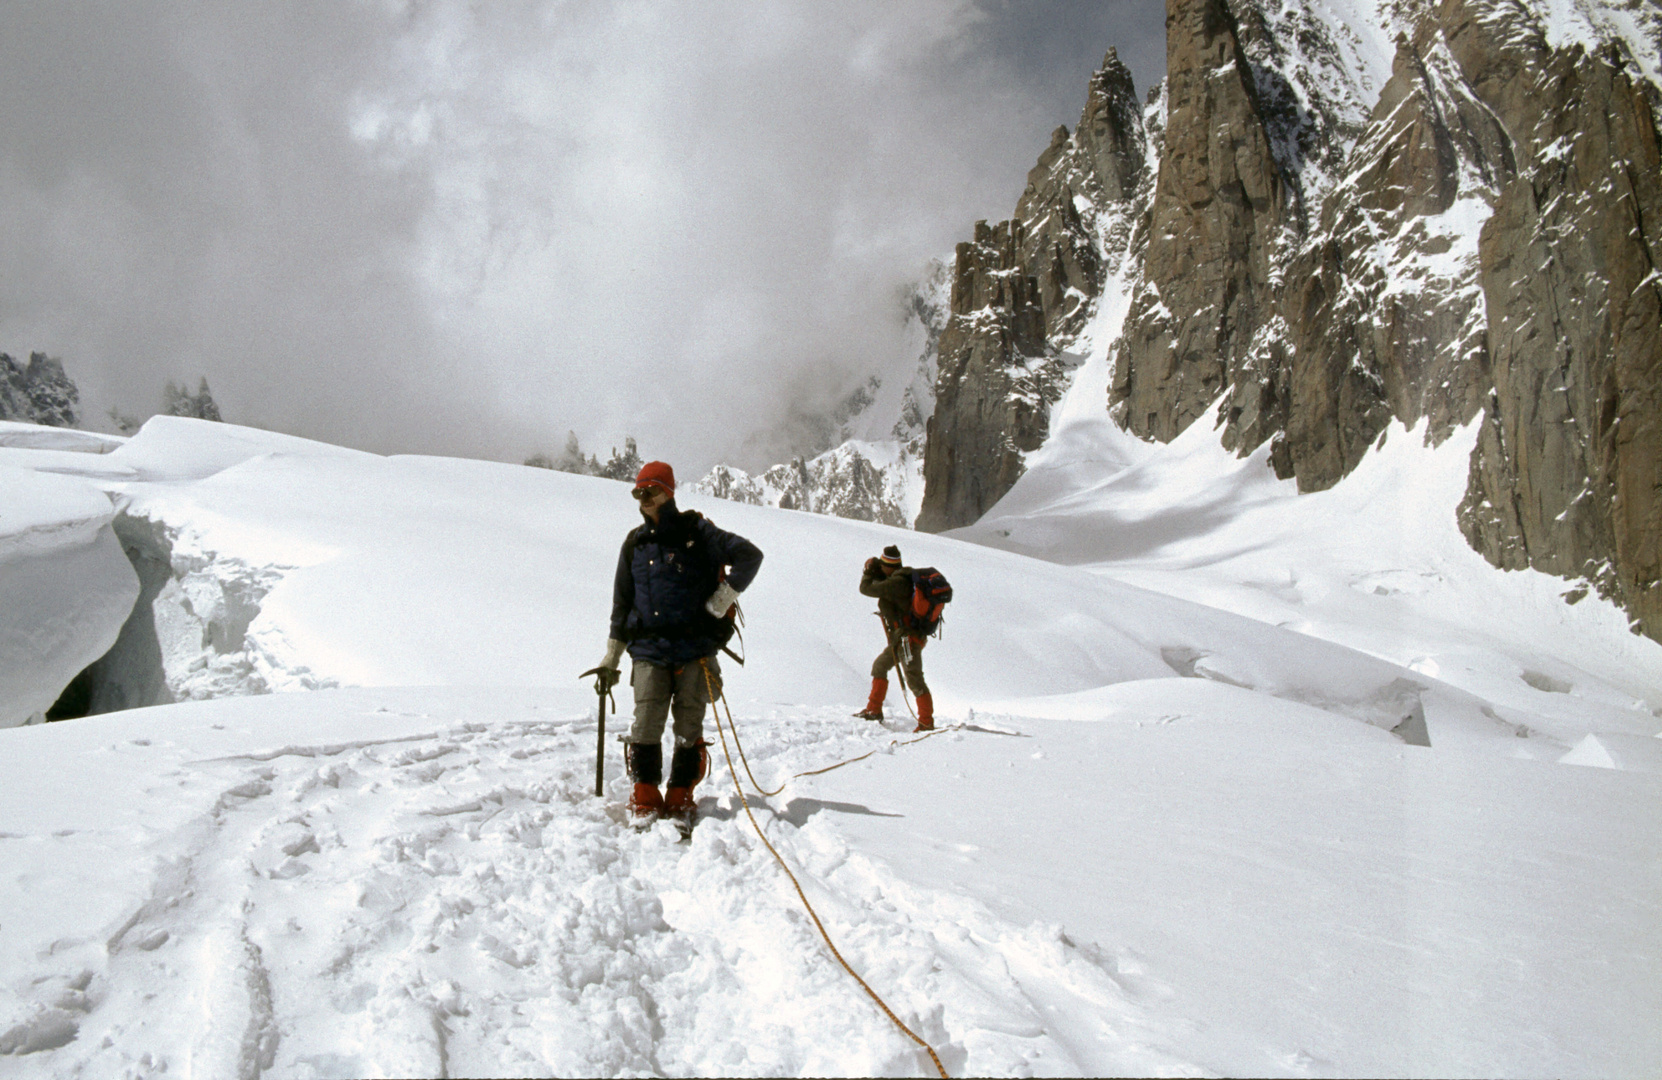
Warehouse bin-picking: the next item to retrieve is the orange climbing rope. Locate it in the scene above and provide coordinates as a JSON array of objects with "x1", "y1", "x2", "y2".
[
  {"x1": 699, "y1": 660, "x2": 950, "y2": 1080},
  {"x1": 703, "y1": 662, "x2": 787, "y2": 797},
  {"x1": 791, "y1": 726, "x2": 946, "y2": 778}
]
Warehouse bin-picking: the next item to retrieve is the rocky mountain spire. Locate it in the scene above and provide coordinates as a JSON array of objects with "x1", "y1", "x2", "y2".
[
  {"x1": 1110, "y1": 0, "x2": 1290, "y2": 448},
  {"x1": 1270, "y1": 28, "x2": 1514, "y2": 485},
  {"x1": 1454, "y1": 10, "x2": 1662, "y2": 638},
  {"x1": 917, "y1": 49, "x2": 1150, "y2": 532},
  {"x1": 0, "y1": 353, "x2": 80, "y2": 428}
]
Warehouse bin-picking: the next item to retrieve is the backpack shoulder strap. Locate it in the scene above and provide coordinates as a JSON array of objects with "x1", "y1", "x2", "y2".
[
  {"x1": 681, "y1": 510, "x2": 722, "y2": 571},
  {"x1": 622, "y1": 523, "x2": 647, "y2": 565}
]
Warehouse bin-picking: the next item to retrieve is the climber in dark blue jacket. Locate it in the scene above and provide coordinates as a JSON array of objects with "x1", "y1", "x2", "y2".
[{"x1": 595, "y1": 460, "x2": 762, "y2": 827}]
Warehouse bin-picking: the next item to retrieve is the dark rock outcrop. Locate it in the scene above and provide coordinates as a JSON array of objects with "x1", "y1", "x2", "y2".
[
  {"x1": 1109, "y1": 0, "x2": 1660, "y2": 638},
  {"x1": 1270, "y1": 29, "x2": 1513, "y2": 487},
  {"x1": 916, "y1": 218, "x2": 1062, "y2": 533},
  {"x1": 0, "y1": 353, "x2": 79, "y2": 427}
]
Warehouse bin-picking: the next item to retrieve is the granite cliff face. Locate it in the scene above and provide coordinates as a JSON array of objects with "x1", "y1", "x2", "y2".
[
  {"x1": 0, "y1": 353, "x2": 79, "y2": 428},
  {"x1": 916, "y1": 49, "x2": 1151, "y2": 532},
  {"x1": 914, "y1": 217, "x2": 1066, "y2": 533},
  {"x1": 1265, "y1": 29, "x2": 1506, "y2": 484},
  {"x1": 918, "y1": 0, "x2": 1662, "y2": 639},
  {"x1": 1110, "y1": 0, "x2": 1528, "y2": 485},
  {"x1": 1112, "y1": 0, "x2": 1291, "y2": 451},
  {"x1": 1454, "y1": 12, "x2": 1662, "y2": 637}
]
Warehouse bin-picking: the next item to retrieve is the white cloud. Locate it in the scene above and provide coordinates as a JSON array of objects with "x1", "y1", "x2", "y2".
[{"x1": 0, "y1": 0, "x2": 1163, "y2": 471}]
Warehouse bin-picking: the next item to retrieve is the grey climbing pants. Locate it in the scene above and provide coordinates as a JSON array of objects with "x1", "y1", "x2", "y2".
[{"x1": 629, "y1": 656, "x2": 719, "y2": 747}]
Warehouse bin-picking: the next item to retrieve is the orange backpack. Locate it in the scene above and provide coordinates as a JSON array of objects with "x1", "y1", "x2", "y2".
[{"x1": 903, "y1": 567, "x2": 953, "y2": 637}]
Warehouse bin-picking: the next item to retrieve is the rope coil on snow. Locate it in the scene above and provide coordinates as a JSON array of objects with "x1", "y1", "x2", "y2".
[
  {"x1": 708, "y1": 665, "x2": 945, "y2": 796},
  {"x1": 699, "y1": 661, "x2": 950, "y2": 1080},
  {"x1": 791, "y1": 727, "x2": 946, "y2": 779}
]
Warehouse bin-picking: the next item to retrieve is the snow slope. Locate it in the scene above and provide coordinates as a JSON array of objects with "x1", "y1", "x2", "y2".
[
  {"x1": 0, "y1": 417, "x2": 1657, "y2": 1077},
  {"x1": 961, "y1": 400, "x2": 1662, "y2": 752}
]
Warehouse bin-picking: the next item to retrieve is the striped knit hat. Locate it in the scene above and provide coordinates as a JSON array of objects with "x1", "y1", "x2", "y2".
[{"x1": 879, "y1": 545, "x2": 901, "y2": 566}]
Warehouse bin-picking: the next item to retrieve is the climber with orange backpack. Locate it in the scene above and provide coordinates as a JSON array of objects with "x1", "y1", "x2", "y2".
[{"x1": 855, "y1": 544, "x2": 950, "y2": 731}]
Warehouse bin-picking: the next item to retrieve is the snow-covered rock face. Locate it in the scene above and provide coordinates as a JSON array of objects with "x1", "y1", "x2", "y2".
[
  {"x1": 689, "y1": 442, "x2": 923, "y2": 529},
  {"x1": 1112, "y1": 0, "x2": 1291, "y2": 451},
  {"x1": 920, "y1": 0, "x2": 1662, "y2": 641},
  {"x1": 1454, "y1": 8, "x2": 1662, "y2": 638},
  {"x1": 919, "y1": 49, "x2": 1152, "y2": 532},
  {"x1": 1265, "y1": 28, "x2": 1510, "y2": 479}
]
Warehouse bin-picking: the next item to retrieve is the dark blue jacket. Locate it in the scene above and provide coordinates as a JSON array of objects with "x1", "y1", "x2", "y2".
[{"x1": 610, "y1": 500, "x2": 763, "y2": 666}]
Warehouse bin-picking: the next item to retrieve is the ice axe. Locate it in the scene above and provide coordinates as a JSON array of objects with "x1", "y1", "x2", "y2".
[{"x1": 579, "y1": 665, "x2": 620, "y2": 797}]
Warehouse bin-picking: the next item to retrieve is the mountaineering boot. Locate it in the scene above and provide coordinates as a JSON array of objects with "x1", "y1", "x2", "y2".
[
  {"x1": 626, "y1": 742, "x2": 664, "y2": 828},
  {"x1": 662, "y1": 786, "x2": 695, "y2": 833},
  {"x1": 913, "y1": 692, "x2": 934, "y2": 733},
  {"x1": 630, "y1": 783, "x2": 664, "y2": 825},
  {"x1": 663, "y1": 742, "x2": 710, "y2": 837},
  {"x1": 855, "y1": 677, "x2": 888, "y2": 720}
]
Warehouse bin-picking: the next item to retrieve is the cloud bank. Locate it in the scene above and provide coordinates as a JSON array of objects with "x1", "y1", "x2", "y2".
[{"x1": 0, "y1": 0, "x2": 1163, "y2": 472}]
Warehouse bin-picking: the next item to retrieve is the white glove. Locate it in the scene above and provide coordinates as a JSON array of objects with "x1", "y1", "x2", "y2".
[
  {"x1": 705, "y1": 581, "x2": 740, "y2": 618},
  {"x1": 590, "y1": 639, "x2": 625, "y2": 691}
]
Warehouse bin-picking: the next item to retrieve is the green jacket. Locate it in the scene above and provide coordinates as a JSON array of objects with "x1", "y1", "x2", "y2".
[{"x1": 860, "y1": 561, "x2": 915, "y2": 635}]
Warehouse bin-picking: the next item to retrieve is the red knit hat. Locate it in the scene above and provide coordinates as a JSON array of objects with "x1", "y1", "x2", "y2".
[{"x1": 633, "y1": 461, "x2": 675, "y2": 495}]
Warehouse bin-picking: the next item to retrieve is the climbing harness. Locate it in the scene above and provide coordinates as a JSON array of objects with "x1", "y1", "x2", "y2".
[{"x1": 698, "y1": 660, "x2": 950, "y2": 1079}]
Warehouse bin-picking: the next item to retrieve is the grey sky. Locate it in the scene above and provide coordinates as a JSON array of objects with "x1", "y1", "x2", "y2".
[{"x1": 0, "y1": 0, "x2": 1164, "y2": 474}]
